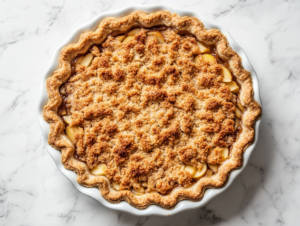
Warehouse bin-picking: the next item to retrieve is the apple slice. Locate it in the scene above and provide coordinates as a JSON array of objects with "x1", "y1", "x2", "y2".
[
  {"x1": 60, "y1": 86, "x2": 66, "y2": 95},
  {"x1": 59, "y1": 109, "x2": 67, "y2": 116},
  {"x1": 237, "y1": 102, "x2": 245, "y2": 111},
  {"x1": 115, "y1": 35, "x2": 125, "y2": 42},
  {"x1": 63, "y1": 115, "x2": 72, "y2": 124},
  {"x1": 147, "y1": 31, "x2": 165, "y2": 44},
  {"x1": 65, "y1": 125, "x2": 79, "y2": 144},
  {"x1": 235, "y1": 106, "x2": 242, "y2": 118},
  {"x1": 208, "y1": 164, "x2": 218, "y2": 173},
  {"x1": 193, "y1": 163, "x2": 207, "y2": 179},
  {"x1": 194, "y1": 54, "x2": 215, "y2": 64},
  {"x1": 225, "y1": 81, "x2": 239, "y2": 94},
  {"x1": 235, "y1": 118, "x2": 240, "y2": 131},
  {"x1": 222, "y1": 148, "x2": 229, "y2": 161},
  {"x1": 185, "y1": 165, "x2": 196, "y2": 177},
  {"x1": 222, "y1": 66, "x2": 232, "y2": 82},
  {"x1": 134, "y1": 187, "x2": 145, "y2": 195},
  {"x1": 142, "y1": 182, "x2": 148, "y2": 187},
  {"x1": 112, "y1": 182, "x2": 120, "y2": 191},
  {"x1": 91, "y1": 164, "x2": 107, "y2": 176},
  {"x1": 80, "y1": 53, "x2": 94, "y2": 67},
  {"x1": 202, "y1": 54, "x2": 216, "y2": 64},
  {"x1": 74, "y1": 56, "x2": 84, "y2": 69},
  {"x1": 123, "y1": 36, "x2": 134, "y2": 43},
  {"x1": 197, "y1": 42, "x2": 210, "y2": 54},
  {"x1": 128, "y1": 28, "x2": 140, "y2": 36}
]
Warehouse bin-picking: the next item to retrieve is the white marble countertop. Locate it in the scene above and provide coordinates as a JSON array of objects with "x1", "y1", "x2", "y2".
[{"x1": 1, "y1": 0, "x2": 299, "y2": 225}]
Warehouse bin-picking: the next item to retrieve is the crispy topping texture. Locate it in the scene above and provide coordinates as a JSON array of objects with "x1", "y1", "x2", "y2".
[{"x1": 63, "y1": 28, "x2": 238, "y2": 194}]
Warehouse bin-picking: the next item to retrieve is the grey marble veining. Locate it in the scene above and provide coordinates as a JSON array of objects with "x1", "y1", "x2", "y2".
[{"x1": 0, "y1": 0, "x2": 299, "y2": 225}]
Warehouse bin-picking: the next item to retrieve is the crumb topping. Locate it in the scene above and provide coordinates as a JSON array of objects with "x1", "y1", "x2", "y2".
[{"x1": 62, "y1": 28, "x2": 237, "y2": 194}]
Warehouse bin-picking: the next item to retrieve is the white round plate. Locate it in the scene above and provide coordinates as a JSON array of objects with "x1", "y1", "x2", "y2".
[{"x1": 38, "y1": 5, "x2": 262, "y2": 216}]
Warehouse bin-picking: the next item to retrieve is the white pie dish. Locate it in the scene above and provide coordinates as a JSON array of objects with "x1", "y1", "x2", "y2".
[{"x1": 38, "y1": 5, "x2": 262, "y2": 216}]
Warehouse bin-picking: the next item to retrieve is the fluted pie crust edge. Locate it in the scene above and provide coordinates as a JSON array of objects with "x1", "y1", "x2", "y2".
[{"x1": 43, "y1": 10, "x2": 261, "y2": 209}]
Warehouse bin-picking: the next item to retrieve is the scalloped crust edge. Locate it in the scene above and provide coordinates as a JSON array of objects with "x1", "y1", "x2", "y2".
[{"x1": 43, "y1": 10, "x2": 261, "y2": 209}]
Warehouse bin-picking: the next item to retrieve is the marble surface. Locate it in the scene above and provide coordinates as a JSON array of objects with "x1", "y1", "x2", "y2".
[{"x1": 0, "y1": 0, "x2": 299, "y2": 225}]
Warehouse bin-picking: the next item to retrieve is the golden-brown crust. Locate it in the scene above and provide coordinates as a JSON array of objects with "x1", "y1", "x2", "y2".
[{"x1": 43, "y1": 10, "x2": 261, "y2": 209}]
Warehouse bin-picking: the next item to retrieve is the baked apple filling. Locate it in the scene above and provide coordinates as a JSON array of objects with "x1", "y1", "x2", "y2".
[{"x1": 59, "y1": 27, "x2": 245, "y2": 194}]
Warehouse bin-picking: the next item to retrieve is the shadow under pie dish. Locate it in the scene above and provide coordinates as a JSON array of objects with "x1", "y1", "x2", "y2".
[{"x1": 43, "y1": 9, "x2": 261, "y2": 210}]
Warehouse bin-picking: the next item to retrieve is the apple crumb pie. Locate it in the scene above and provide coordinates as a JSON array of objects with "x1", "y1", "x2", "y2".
[{"x1": 43, "y1": 10, "x2": 261, "y2": 209}]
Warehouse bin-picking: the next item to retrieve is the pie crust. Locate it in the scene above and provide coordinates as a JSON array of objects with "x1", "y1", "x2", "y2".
[{"x1": 43, "y1": 10, "x2": 261, "y2": 209}]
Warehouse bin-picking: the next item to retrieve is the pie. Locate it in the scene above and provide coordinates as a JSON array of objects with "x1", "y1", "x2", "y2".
[{"x1": 43, "y1": 10, "x2": 261, "y2": 209}]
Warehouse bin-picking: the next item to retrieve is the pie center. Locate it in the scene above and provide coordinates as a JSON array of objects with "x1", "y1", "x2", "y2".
[{"x1": 59, "y1": 27, "x2": 243, "y2": 195}]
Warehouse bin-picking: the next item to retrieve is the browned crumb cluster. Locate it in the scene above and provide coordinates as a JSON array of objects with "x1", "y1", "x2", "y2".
[{"x1": 62, "y1": 28, "x2": 237, "y2": 194}]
